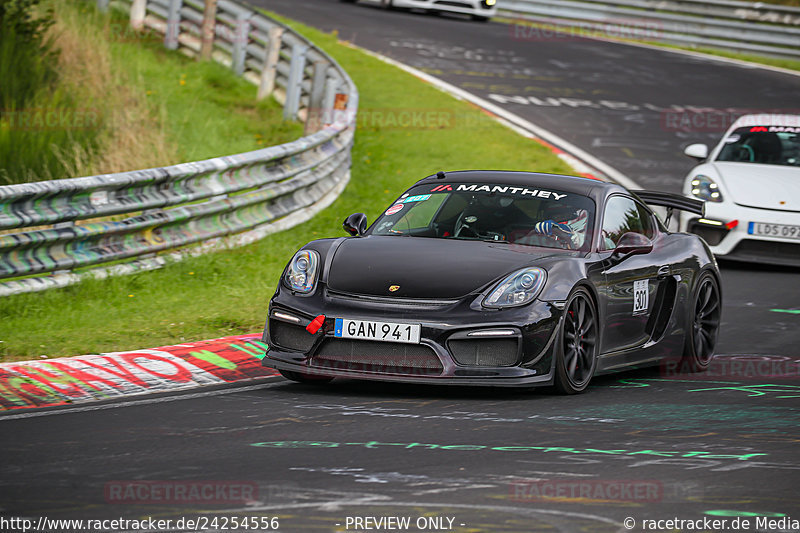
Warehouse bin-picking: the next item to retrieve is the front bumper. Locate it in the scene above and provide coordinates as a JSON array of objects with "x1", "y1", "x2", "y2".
[
  {"x1": 680, "y1": 202, "x2": 800, "y2": 267},
  {"x1": 262, "y1": 285, "x2": 560, "y2": 387},
  {"x1": 393, "y1": 0, "x2": 497, "y2": 17}
]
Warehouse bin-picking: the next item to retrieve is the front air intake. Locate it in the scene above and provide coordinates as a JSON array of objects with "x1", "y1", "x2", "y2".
[
  {"x1": 312, "y1": 339, "x2": 443, "y2": 376},
  {"x1": 270, "y1": 320, "x2": 317, "y2": 352},
  {"x1": 448, "y1": 338, "x2": 519, "y2": 367}
]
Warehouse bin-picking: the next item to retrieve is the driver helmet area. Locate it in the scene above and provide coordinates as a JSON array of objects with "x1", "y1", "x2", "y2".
[{"x1": 454, "y1": 193, "x2": 528, "y2": 241}]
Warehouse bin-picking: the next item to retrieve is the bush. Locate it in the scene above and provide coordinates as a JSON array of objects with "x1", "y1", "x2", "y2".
[
  {"x1": 0, "y1": 0, "x2": 59, "y2": 110},
  {"x1": 0, "y1": 0, "x2": 69, "y2": 184}
]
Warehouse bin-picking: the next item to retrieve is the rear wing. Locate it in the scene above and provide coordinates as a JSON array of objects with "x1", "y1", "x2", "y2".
[{"x1": 632, "y1": 190, "x2": 705, "y2": 217}]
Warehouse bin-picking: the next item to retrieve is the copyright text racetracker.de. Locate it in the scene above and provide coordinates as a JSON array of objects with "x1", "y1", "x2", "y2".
[{"x1": 623, "y1": 515, "x2": 798, "y2": 531}]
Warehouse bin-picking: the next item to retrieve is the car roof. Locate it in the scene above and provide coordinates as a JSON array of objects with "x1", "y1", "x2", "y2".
[{"x1": 414, "y1": 170, "x2": 629, "y2": 201}]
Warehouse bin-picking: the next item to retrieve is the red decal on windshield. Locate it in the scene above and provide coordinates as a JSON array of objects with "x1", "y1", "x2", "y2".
[{"x1": 385, "y1": 204, "x2": 404, "y2": 216}]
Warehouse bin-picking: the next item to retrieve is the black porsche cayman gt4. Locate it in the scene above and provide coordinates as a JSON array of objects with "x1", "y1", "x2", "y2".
[{"x1": 262, "y1": 171, "x2": 720, "y2": 393}]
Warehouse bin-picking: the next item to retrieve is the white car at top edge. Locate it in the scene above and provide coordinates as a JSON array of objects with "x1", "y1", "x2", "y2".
[
  {"x1": 679, "y1": 114, "x2": 800, "y2": 267},
  {"x1": 339, "y1": 0, "x2": 497, "y2": 21}
]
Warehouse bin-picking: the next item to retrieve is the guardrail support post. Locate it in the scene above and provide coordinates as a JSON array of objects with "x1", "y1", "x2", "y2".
[
  {"x1": 130, "y1": 0, "x2": 147, "y2": 30},
  {"x1": 200, "y1": 0, "x2": 218, "y2": 60},
  {"x1": 284, "y1": 43, "x2": 309, "y2": 121},
  {"x1": 304, "y1": 61, "x2": 330, "y2": 134},
  {"x1": 322, "y1": 75, "x2": 345, "y2": 127},
  {"x1": 97, "y1": 0, "x2": 109, "y2": 13},
  {"x1": 165, "y1": 0, "x2": 183, "y2": 50},
  {"x1": 257, "y1": 26, "x2": 284, "y2": 101},
  {"x1": 231, "y1": 11, "x2": 253, "y2": 76}
]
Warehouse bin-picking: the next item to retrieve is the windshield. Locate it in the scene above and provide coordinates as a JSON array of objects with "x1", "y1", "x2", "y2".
[
  {"x1": 716, "y1": 126, "x2": 800, "y2": 167},
  {"x1": 371, "y1": 182, "x2": 595, "y2": 251}
]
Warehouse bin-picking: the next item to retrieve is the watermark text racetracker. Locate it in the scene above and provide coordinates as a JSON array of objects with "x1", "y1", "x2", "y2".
[
  {"x1": 511, "y1": 479, "x2": 662, "y2": 503},
  {"x1": 661, "y1": 109, "x2": 800, "y2": 133},
  {"x1": 0, "y1": 515, "x2": 280, "y2": 532},
  {"x1": 308, "y1": 107, "x2": 497, "y2": 131},
  {"x1": 509, "y1": 18, "x2": 662, "y2": 42},
  {"x1": 662, "y1": 355, "x2": 800, "y2": 380},
  {"x1": 1, "y1": 108, "x2": 102, "y2": 131},
  {"x1": 104, "y1": 480, "x2": 257, "y2": 504}
]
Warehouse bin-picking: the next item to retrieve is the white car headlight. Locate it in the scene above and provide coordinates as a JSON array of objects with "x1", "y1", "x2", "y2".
[
  {"x1": 690, "y1": 175, "x2": 723, "y2": 203},
  {"x1": 483, "y1": 268, "x2": 547, "y2": 308},
  {"x1": 284, "y1": 250, "x2": 320, "y2": 293}
]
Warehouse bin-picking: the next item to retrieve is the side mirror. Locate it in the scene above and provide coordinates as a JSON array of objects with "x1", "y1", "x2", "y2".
[
  {"x1": 343, "y1": 213, "x2": 367, "y2": 236},
  {"x1": 683, "y1": 143, "x2": 708, "y2": 161},
  {"x1": 612, "y1": 232, "x2": 653, "y2": 259}
]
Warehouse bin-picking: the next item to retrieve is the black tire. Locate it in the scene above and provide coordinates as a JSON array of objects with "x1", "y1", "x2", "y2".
[
  {"x1": 682, "y1": 272, "x2": 721, "y2": 372},
  {"x1": 279, "y1": 369, "x2": 334, "y2": 384},
  {"x1": 554, "y1": 287, "x2": 598, "y2": 394},
  {"x1": 381, "y1": 0, "x2": 395, "y2": 9},
  {"x1": 471, "y1": 15, "x2": 490, "y2": 21},
  {"x1": 339, "y1": 0, "x2": 356, "y2": 3}
]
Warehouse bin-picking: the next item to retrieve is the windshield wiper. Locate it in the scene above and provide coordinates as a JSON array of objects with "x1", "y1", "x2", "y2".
[{"x1": 449, "y1": 236, "x2": 510, "y2": 244}]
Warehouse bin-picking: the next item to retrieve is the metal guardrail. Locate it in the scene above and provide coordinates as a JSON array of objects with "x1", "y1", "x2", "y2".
[
  {"x1": 500, "y1": 0, "x2": 800, "y2": 59},
  {"x1": 0, "y1": 0, "x2": 358, "y2": 296}
]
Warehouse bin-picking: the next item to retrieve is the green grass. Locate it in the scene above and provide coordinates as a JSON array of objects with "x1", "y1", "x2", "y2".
[
  {"x1": 113, "y1": 27, "x2": 303, "y2": 163},
  {"x1": 0, "y1": 13, "x2": 571, "y2": 362}
]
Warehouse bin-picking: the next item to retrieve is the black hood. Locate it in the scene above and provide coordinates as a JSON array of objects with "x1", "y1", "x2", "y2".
[{"x1": 326, "y1": 236, "x2": 565, "y2": 299}]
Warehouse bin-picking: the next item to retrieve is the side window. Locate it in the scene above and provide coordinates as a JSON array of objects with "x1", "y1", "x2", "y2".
[
  {"x1": 635, "y1": 202, "x2": 656, "y2": 239},
  {"x1": 601, "y1": 196, "x2": 647, "y2": 250}
]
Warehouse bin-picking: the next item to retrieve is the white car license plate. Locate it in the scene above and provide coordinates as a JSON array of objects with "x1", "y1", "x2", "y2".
[
  {"x1": 334, "y1": 318, "x2": 421, "y2": 344},
  {"x1": 748, "y1": 222, "x2": 800, "y2": 240}
]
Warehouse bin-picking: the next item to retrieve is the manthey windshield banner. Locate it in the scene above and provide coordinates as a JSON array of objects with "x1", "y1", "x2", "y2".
[{"x1": 0, "y1": 335, "x2": 276, "y2": 411}]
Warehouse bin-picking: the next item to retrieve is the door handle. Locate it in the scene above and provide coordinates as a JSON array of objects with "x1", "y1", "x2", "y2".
[{"x1": 657, "y1": 265, "x2": 671, "y2": 279}]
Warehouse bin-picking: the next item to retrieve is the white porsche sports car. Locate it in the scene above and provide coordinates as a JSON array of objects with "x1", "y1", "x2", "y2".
[
  {"x1": 340, "y1": 0, "x2": 497, "y2": 21},
  {"x1": 680, "y1": 114, "x2": 800, "y2": 267}
]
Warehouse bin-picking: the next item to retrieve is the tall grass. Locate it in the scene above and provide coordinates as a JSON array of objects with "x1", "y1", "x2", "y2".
[
  {"x1": 0, "y1": 1, "x2": 303, "y2": 185},
  {"x1": 0, "y1": 0, "x2": 58, "y2": 109},
  {"x1": 0, "y1": 0, "x2": 101, "y2": 184}
]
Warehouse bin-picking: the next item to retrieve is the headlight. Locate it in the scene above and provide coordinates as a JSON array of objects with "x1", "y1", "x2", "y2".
[
  {"x1": 690, "y1": 175, "x2": 723, "y2": 203},
  {"x1": 284, "y1": 250, "x2": 320, "y2": 293},
  {"x1": 483, "y1": 268, "x2": 547, "y2": 308}
]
